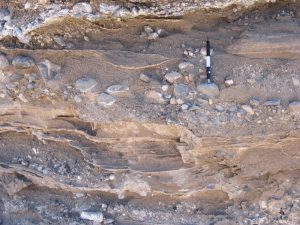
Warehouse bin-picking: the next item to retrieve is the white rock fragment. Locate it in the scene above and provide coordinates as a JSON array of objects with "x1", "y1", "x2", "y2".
[
  {"x1": 225, "y1": 77, "x2": 234, "y2": 87},
  {"x1": 106, "y1": 84, "x2": 129, "y2": 96},
  {"x1": 139, "y1": 73, "x2": 151, "y2": 83},
  {"x1": 113, "y1": 7, "x2": 132, "y2": 18},
  {"x1": 144, "y1": 26, "x2": 154, "y2": 34},
  {"x1": 74, "y1": 95, "x2": 82, "y2": 103},
  {"x1": 148, "y1": 32, "x2": 159, "y2": 40},
  {"x1": 98, "y1": 93, "x2": 116, "y2": 107},
  {"x1": 18, "y1": 93, "x2": 28, "y2": 103},
  {"x1": 181, "y1": 104, "x2": 190, "y2": 110},
  {"x1": 165, "y1": 71, "x2": 182, "y2": 83},
  {"x1": 80, "y1": 211, "x2": 103, "y2": 222},
  {"x1": 242, "y1": 105, "x2": 254, "y2": 115},
  {"x1": 162, "y1": 85, "x2": 169, "y2": 92},
  {"x1": 72, "y1": 2, "x2": 93, "y2": 14},
  {"x1": 75, "y1": 77, "x2": 97, "y2": 93}
]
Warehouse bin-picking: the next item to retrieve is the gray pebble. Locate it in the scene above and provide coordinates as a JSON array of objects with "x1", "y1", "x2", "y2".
[
  {"x1": 106, "y1": 84, "x2": 129, "y2": 96},
  {"x1": 264, "y1": 99, "x2": 281, "y2": 106},
  {"x1": 174, "y1": 83, "x2": 189, "y2": 98},
  {"x1": 0, "y1": 8, "x2": 10, "y2": 21},
  {"x1": 98, "y1": 92, "x2": 116, "y2": 107},
  {"x1": 215, "y1": 105, "x2": 224, "y2": 112},
  {"x1": 189, "y1": 104, "x2": 201, "y2": 111},
  {"x1": 75, "y1": 77, "x2": 97, "y2": 93},
  {"x1": 12, "y1": 55, "x2": 35, "y2": 69}
]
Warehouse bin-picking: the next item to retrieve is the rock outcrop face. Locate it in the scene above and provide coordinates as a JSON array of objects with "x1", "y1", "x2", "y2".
[{"x1": 1, "y1": 0, "x2": 300, "y2": 225}]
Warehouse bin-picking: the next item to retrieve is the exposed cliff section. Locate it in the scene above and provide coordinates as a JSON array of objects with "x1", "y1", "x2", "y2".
[{"x1": 0, "y1": 0, "x2": 295, "y2": 45}]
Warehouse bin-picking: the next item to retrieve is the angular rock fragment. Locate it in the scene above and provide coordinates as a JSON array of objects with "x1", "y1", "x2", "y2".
[
  {"x1": 174, "y1": 83, "x2": 189, "y2": 98},
  {"x1": 144, "y1": 26, "x2": 154, "y2": 34},
  {"x1": 165, "y1": 71, "x2": 182, "y2": 83},
  {"x1": 0, "y1": 8, "x2": 10, "y2": 21},
  {"x1": 146, "y1": 90, "x2": 167, "y2": 104},
  {"x1": 139, "y1": 73, "x2": 151, "y2": 83},
  {"x1": 75, "y1": 77, "x2": 97, "y2": 93},
  {"x1": 242, "y1": 104, "x2": 254, "y2": 115},
  {"x1": 148, "y1": 32, "x2": 159, "y2": 40},
  {"x1": 178, "y1": 62, "x2": 194, "y2": 74},
  {"x1": 224, "y1": 77, "x2": 234, "y2": 87},
  {"x1": 197, "y1": 83, "x2": 220, "y2": 99},
  {"x1": 80, "y1": 211, "x2": 103, "y2": 222},
  {"x1": 12, "y1": 55, "x2": 35, "y2": 69},
  {"x1": 0, "y1": 53, "x2": 9, "y2": 69},
  {"x1": 72, "y1": 2, "x2": 92, "y2": 14},
  {"x1": 98, "y1": 92, "x2": 116, "y2": 107},
  {"x1": 99, "y1": 3, "x2": 120, "y2": 15},
  {"x1": 264, "y1": 99, "x2": 281, "y2": 106},
  {"x1": 289, "y1": 101, "x2": 300, "y2": 114},
  {"x1": 37, "y1": 59, "x2": 61, "y2": 81},
  {"x1": 106, "y1": 84, "x2": 129, "y2": 96}
]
